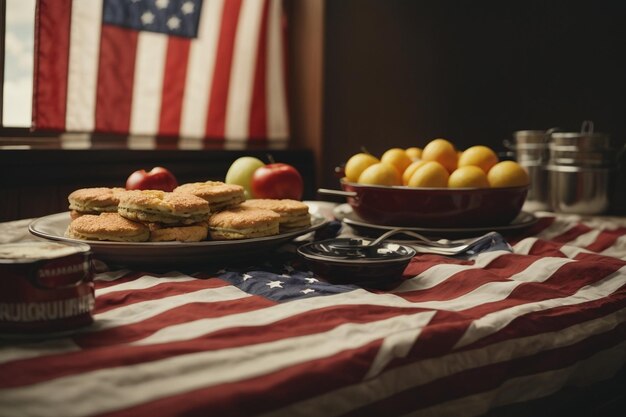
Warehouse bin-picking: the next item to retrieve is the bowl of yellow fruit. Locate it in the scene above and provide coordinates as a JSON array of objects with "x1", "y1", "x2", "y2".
[{"x1": 322, "y1": 139, "x2": 529, "y2": 228}]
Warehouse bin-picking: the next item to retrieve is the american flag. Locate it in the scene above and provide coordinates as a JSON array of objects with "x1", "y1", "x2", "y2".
[
  {"x1": 1, "y1": 213, "x2": 626, "y2": 416},
  {"x1": 32, "y1": 0, "x2": 289, "y2": 146}
]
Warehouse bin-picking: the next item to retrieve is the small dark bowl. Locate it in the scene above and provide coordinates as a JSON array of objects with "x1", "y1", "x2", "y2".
[
  {"x1": 340, "y1": 179, "x2": 528, "y2": 228},
  {"x1": 298, "y1": 238, "x2": 416, "y2": 290}
]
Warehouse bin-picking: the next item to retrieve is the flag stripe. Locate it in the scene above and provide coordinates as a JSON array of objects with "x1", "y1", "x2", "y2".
[
  {"x1": 158, "y1": 37, "x2": 191, "y2": 136},
  {"x1": 589, "y1": 227, "x2": 626, "y2": 252},
  {"x1": 461, "y1": 284, "x2": 626, "y2": 350},
  {"x1": 224, "y1": 0, "x2": 266, "y2": 141},
  {"x1": 78, "y1": 296, "x2": 276, "y2": 348},
  {"x1": 397, "y1": 253, "x2": 542, "y2": 299},
  {"x1": 455, "y1": 266, "x2": 626, "y2": 348},
  {"x1": 65, "y1": 0, "x2": 103, "y2": 132},
  {"x1": 95, "y1": 277, "x2": 228, "y2": 313},
  {"x1": 394, "y1": 250, "x2": 511, "y2": 292},
  {"x1": 266, "y1": 0, "x2": 289, "y2": 140},
  {"x1": 179, "y1": 0, "x2": 225, "y2": 139},
  {"x1": 550, "y1": 223, "x2": 593, "y2": 243},
  {"x1": 94, "y1": 285, "x2": 251, "y2": 332},
  {"x1": 205, "y1": 0, "x2": 243, "y2": 139},
  {"x1": 129, "y1": 32, "x2": 168, "y2": 136},
  {"x1": 95, "y1": 272, "x2": 197, "y2": 295},
  {"x1": 33, "y1": 0, "x2": 72, "y2": 131},
  {"x1": 248, "y1": 0, "x2": 270, "y2": 140},
  {"x1": 95, "y1": 25, "x2": 138, "y2": 134}
]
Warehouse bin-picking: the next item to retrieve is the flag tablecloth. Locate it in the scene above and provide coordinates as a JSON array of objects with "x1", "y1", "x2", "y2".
[{"x1": 1, "y1": 211, "x2": 625, "y2": 417}]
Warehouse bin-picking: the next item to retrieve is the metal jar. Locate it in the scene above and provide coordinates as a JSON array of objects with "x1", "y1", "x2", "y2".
[
  {"x1": 547, "y1": 124, "x2": 615, "y2": 215},
  {"x1": 506, "y1": 130, "x2": 551, "y2": 211},
  {"x1": 545, "y1": 164, "x2": 611, "y2": 215}
]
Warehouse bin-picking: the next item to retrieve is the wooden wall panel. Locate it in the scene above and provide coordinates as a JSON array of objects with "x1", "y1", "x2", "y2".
[
  {"x1": 0, "y1": 149, "x2": 315, "y2": 222},
  {"x1": 286, "y1": 0, "x2": 325, "y2": 191}
]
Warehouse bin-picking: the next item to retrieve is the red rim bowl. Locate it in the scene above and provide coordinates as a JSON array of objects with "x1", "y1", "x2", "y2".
[{"x1": 340, "y1": 179, "x2": 528, "y2": 228}]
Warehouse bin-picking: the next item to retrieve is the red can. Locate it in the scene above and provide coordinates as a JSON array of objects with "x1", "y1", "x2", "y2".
[{"x1": 0, "y1": 241, "x2": 95, "y2": 334}]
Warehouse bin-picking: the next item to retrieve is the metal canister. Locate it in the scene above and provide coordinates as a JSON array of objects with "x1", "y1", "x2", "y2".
[
  {"x1": 545, "y1": 164, "x2": 611, "y2": 215},
  {"x1": 0, "y1": 241, "x2": 95, "y2": 334},
  {"x1": 546, "y1": 121, "x2": 615, "y2": 215},
  {"x1": 506, "y1": 130, "x2": 551, "y2": 211}
]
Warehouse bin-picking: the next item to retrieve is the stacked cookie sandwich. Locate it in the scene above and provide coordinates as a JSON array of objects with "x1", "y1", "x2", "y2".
[
  {"x1": 68, "y1": 187, "x2": 127, "y2": 219},
  {"x1": 240, "y1": 199, "x2": 311, "y2": 232},
  {"x1": 174, "y1": 181, "x2": 245, "y2": 212},
  {"x1": 207, "y1": 206, "x2": 280, "y2": 240},
  {"x1": 117, "y1": 190, "x2": 211, "y2": 242},
  {"x1": 66, "y1": 212, "x2": 150, "y2": 242}
]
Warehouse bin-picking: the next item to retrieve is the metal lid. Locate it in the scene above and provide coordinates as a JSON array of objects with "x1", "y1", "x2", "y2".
[
  {"x1": 513, "y1": 130, "x2": 551, "y2": 144},
  {"x1": 0, "y1": 242, "x2": 91, "y2": 264},
  {"x1": 550, "y1": 120, "x2": 611, "y2": 149},
  {"x1": 298, "y1": 238, "x2": 416, "y2": 265}
]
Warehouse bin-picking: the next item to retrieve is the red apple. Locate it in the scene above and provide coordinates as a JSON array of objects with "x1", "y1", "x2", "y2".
[
  {"x1": 251, "y1": 163, "x2": 304, "y2": 200},
  {"x1": 125, "y1": 167, "x2": 178, "y2": 192}
]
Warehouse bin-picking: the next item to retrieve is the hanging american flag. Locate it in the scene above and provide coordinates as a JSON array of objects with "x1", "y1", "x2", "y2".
[
  {"x1": 1, "y1": 214, "x2": 626, "y2": 416},
  {"x1": 32, "y1": 0, "x2": 289, "y2": 145}
]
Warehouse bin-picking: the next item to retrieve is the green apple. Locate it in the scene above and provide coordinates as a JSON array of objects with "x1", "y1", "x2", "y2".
[{"x1": 225, "y1": 156, "x2": 266, "y2": 198}]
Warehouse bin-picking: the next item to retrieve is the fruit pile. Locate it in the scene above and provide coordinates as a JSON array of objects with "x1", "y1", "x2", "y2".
[
  {"x1": 125, "y1": 158, "x2": 305, "y2": 201},
  {"x1": 344, "y1": 139, "x2": 529, "y2": 188}
]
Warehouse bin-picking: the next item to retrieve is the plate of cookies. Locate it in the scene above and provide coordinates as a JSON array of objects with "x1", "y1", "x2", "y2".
[{"x1": 28, "y1": 182, "x2": 329, "y2": 267}]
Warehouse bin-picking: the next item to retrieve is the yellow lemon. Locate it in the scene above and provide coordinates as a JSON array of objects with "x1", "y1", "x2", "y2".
[
  {"x1": 407, "y1": 161, "x2": 449, "y2": 188},
  {"x1": 421, "y1": 138, "x2": 458, "y2": 173},
  {"x1": 405, "y1": 147, "x2": 423, "y2": 161},
  {"x1": 358, "y1": 162, "x2": 402, "y2": 186},
  {"x1": 458, "y1": 145, "x2": 499, "y2": 173},
  {"x1": 381, "y1": 148, "x2": 412, "y2": 176},
  {"x1": 344, "y1": 153, "x2": 379, "y2": 182},
  {"x1": 487, "y1": 161, "x2": 530, "y2": 188},
  {"x1": 402, "y1": 160, "x2": 428, "y2": 185},
  {"x1": 448, "y1": 165, "x2": 489, "y2": 188}
]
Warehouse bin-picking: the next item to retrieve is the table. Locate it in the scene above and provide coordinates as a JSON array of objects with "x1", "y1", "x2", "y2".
[{"x1": 1, "y1": 205, "x2": 626, "y2": 417}]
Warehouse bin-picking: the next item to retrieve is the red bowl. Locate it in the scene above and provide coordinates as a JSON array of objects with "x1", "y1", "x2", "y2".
[{"x1": 339, "y1": 179, "x2": 528, "y2": 228}]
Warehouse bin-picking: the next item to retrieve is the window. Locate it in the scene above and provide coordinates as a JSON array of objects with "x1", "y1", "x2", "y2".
[{"x1": 2, "y1": 0, "x2": 35, "y2": 128}]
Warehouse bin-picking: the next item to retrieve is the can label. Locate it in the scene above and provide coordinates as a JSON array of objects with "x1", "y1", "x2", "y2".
[
  {"x1": 0, "y1": 293, "x2": 95, "y2": 322},
  {"x1": 0, "y1": 242, "x2": 95, "y2": 333}
]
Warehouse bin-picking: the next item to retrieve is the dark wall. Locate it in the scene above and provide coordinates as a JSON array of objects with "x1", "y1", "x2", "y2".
[{"x1": 321, "y1": 0, "x2": 626, "y2": 189}]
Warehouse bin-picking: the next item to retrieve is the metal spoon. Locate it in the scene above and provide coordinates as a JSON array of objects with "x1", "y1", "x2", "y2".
[{"x1": 329, "y1": 229, "x2": 494, "y2": 253}]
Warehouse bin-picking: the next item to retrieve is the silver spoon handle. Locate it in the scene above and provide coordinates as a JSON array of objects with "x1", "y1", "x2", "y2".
[{"x1": 375, "y1": 229, "x2": 459, "y2": 248}]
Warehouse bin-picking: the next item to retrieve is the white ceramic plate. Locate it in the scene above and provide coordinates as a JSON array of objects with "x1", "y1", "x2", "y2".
[
  {"x1": 333, "y1": 204, "x2": 538, "y2": 239},
  {"x1": 29, "y1": 212, "x2": 329, "y2": 267}
]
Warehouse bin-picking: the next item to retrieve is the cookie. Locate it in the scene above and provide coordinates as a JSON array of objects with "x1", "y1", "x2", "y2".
[
  {"x1": 240, "y1": 199, "x2": 311, "y2": 231},
  {"x1": 68, "y1": 187, "x2": 127, "y2": 216},
  {"x1": 174, "y1": 181, "x2": 245, "y2": 212},
  {"x1": 208, "y1": 206, "x2": 280, "y2": 240},
  {"x1": 66, "y1": 213, "x2": 149, "y2": 242},
  {"x1": 118, "y1": 190, "x2": 210, "y2": 225}
]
